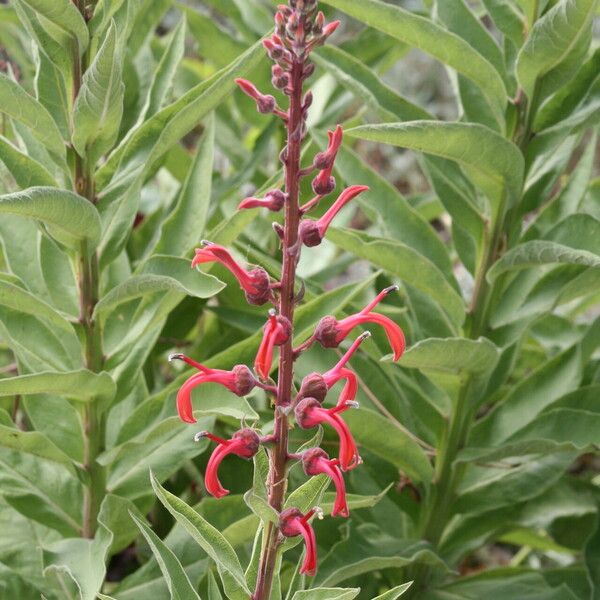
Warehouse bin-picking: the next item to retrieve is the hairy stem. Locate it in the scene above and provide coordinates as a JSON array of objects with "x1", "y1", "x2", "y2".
[
  {"x1": 253, "y1": 60, "x2": 305, "y2": 600},
  {"x1": 72, "y1": 2, "x2": 105, "y2": 539}
]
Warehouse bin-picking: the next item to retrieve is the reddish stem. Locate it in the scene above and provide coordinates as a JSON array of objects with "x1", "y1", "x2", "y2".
[{"x1": 253, "y1": 57, "x2": 305, "y2": 600}]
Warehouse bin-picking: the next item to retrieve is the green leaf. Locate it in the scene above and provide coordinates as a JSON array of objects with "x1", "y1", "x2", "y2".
[
  {"x1": 155, "y1": 113, "x2": 215, "y2": 257},
  {"x1": 43, "y1": 523, "x2": 112, "y2": 600},
  {"x1": 0, "y1": 370, "x2": 116, "y2": 404},
  {"x1": 584, "y1": 508, "x2": 600, "y2": 600},
  {"x1": 72, "y1": 22, "x2": 124, "y2": 165},
  {"x1": 244, "y1": 451, "x2": 278, "y2": 524},
  {"x1": 130, "y1": 512, "x2": 201, "y2": 600},
  {"x1": 313, "y1": 46, "x2": 429, "y2": 123},
  {"x1": 0, "y1": 409, "x2": 81, "y2": 479},
  {"x1": 139, "y1": 15, "x2": 186, "y2": 120},
  {"x1": 516, "y1": 0, "x2": 596, "y2": 98},
  {"x1": 399, "y1": 337, "x2": 500, "y2": 378},
  {"x1": 94, "y1": 255, "x2": 224, "y2": 317},
  {"x1": 151, "y1": 472, "x2": 251, "y2": 595},
  {"x1": 327, "y1": 227, "x2": 465, "y2": 329},
  {"x1": 0, "y1": 276, "x2": 74, "y2": 333},
  {"x1": 97, "y1": 36, "x2": 266, "y2": 189},
  {"x1": 0, "y1": 135, "x2": 58, "y2": 188},
  {"x1": 292, "y1": 589, "x2": 360, "y2": 600},
  {"x1": 372, "y1": 583, "x2": 413, "y2": 599},
  {"x1": 347, "y1": 121, "x2": 524, "y2": 215},
  {"x1": 310, "y1": 130, "x2": 456, "y2": 284},
  {"x1": 19, "y1": 0, "x2": 88, "y2": 53},
  {"x1": 0, "y1": 187, "x2": 101, "y2": 247},
  {"x1": 342, "y1": 408, "x2": 433, "y2": 484},
  {"x1": 487, "y1": 241, "x2": 600, "y2": 282},
  {"x1": 320, "y1": 0, "x2": 507, "y2": 126},
  {"x1": 0, "y1": 73, "x2": 65, "y2": 159}
]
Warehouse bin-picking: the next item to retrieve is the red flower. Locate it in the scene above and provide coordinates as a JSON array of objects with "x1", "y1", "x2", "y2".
[
  {"x1": 192, "y1": 241, "x2": 271, "y2": 305},
  {"x1": 314, "y1": 286, "x2": 405, "y2": 361},
  {"x1": 279, "y1": 507, "x2": 321, "y2": 576},
  {"x1": 302, "y1": 448, "x2": 348, "y2": 517},
  {"x1": 297, "y1": 332, "x2": 369, "y2": 406},
  {"x1": 295, "y1": 397, "x2": 360, "y2": 471},
  {"x1": 299, "y1": 185, "x2": 369, "y2": 247},
  {"x1": 255, "y1": 309, "x2": 292, "y2": 379},
  {"x1": 170, "y1": 354, "x2": 257, "y2": 424},
  {"x1": 195, "y1": 428, "x2": 260, "y2": 498},
  {"x1": 239, "y1": 189, "x2": 287, "y2": 212},
  {"x1": 235, "y1": 78, "x2": 276, "y2": 114},
  {"x1": 312, "y1": 125, "x2": 343, "y2": 195}
]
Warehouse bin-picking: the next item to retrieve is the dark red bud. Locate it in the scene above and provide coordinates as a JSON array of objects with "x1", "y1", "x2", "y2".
[
  {"x1": 244, "y1": 267, "x2": 271, "y2": 305},
  {"x1": 297, "y1": 372, "x2": 328, "y2": 403},
  {"x1": 299, "y1": 219, "x2": 323, "y2": 247},
  {"x1": 301, "y1": 447, "x2": 328, "y2": 473},
  {"x1": 231, "y1": 427, "x2": 261, "y2": 458},
  {"x1": 312, "y1": 174, "x2": 336, "y2": 196},
  {"x1": 232, "y1": 364, "x2": 257, "y2": 396},
  {"x1": 314, "y1": 315, "x2": 340, "y2": 348},
  {"x1": 294, "y1": 397, "x2": 321, "y2": 429}
]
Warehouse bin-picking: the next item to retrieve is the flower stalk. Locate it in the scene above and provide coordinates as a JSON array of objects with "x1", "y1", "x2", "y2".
[{"x1": 170, "y1": 1, "x2": 406, "y2": 596}]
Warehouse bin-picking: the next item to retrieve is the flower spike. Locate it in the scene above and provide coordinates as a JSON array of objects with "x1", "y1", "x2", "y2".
[
  {"x1": 299, "y1": 185, "x2": 369, "y2": 247},
  {"x1": 279, "y1": 507, "x2": 319, "y2": 576},
  {"x1": 192, "y1": 242, "x2": 271, "y2": 305},
  {"x1": 314, "y1": 286, "x2": 405, "y2": 361},
  {"x1": 170, "y1": 354, "x2": 256, "y2": 423},
  {"x1": 198, "y1": 428, "x2": 260, "y2": 498},
  {"x1": 302, "y1": 448, "x2": 348, "y2": 517},
  {"x1": 254, "y1": 309, "x2": 292, "y2": 379},
  {"x1": 295, "y1": 397, "x2": 360, "y2": 471}
]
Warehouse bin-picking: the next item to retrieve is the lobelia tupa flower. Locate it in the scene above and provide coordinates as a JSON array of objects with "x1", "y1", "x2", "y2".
[{"x1": 169, "y1": 1, "x2": 407, "y2": 596}]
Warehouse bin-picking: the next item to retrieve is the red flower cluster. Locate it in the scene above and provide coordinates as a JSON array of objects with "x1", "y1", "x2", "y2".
[{"x1": 169, "y1": 0, "x2": 407, "y2": 583}]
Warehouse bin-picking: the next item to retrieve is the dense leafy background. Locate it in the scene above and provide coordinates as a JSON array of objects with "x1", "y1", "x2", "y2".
[{"x1": 0, "y1": 0, "x2": 598, "y2": 598}]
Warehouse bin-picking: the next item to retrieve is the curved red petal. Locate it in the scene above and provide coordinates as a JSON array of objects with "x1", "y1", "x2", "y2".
[
  {"x1": 297, "y1": 520, "x2": 318, "y2": 576},
  {"x1": 320, "y1": 459, "x2": 348, "y2": 517},
  {"x1": 205, "y1": 442, "x2": 233, "y2": 498},
  {"x1": 338, "y1": 313, "x2": 405, "y2": 361}
]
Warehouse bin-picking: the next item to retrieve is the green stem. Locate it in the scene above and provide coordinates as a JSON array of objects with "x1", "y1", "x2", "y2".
[{"x1": 72, "y1": 2, "x2": 105, "y2": 539}]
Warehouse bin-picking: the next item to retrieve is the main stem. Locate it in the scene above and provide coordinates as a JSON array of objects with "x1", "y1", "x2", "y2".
[
  {"x1": 253, "y1": 61, "x2": 305, "y2": 600},
  {"x1": 73, "y1": 0, "x2": 105, "y2": 539}
]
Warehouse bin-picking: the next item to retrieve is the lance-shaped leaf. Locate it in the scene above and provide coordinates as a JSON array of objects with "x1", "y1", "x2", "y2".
[
  {"x1": 516, "y1": 0, "x2": 596, "y2": 99},
  {"x1": 155, "y1": 113, "x2": 215, "y2": 257},
  {"x1": 326, "y1": 228, "x2": 465, "y2": 329},
  {"x1": 19, "y1": 0, "x2": 88, "y2": 53},
  {"x1": 0, "y1": 370, "x2": 116, "y2": 403},
  {"x1": 0, "y1": 73, "x2": 65, "y2": 159},
  {"x1": 93, "y1": 255, "x2": 224, "y2": 317},
  {"x1": 150, "y1": 472, "x2": 251, "y2": 595},
  {"x1": 292, "y1": 589, "x2": 360, "y2": 600},
  {"x1": 320, "y1": 0, "x2": 507, "y2": 127},
  {"x1": 0, "y1": 135, "x2": 58, "y2": 188},
  {"x1": 97, "y1": 36, "x2": 266, "y2": 189},
  {"x1": 72, "y1": 22, "x2": 124, "y2": 165},
  {"x1": 0, "y1": 187, "x2": 101, "y2": 248},
  {"x1": 347, "y1": 121, "x2": 524, "y2": 218},
  {"x1": 372, "y1": 583, "x2": 413, "y2": 599},
  {"x1": 130, "y1": 513, "x2": 201, "y2": 600},
  {"x1": 487, "y1": 241, "x2": 600, "y2": 282}
]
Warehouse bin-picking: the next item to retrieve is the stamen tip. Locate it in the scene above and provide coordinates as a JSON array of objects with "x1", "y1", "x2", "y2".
[
  {"x1": 200, "y1": 239, "x2": 213, "y2": 246},
  {"x1": 359, "y1": 331, "x2": 371, "y2": 340},
  {"x1": 314, "y1": 506, "x2": 324, "y2": 520},
  {"x1": 346, "y1": 401, "x2": 360, "y2": 410},
  {"x1": 193, "y1": 431, "x2": 208, "y2": 442},
  {"x1": 268, "y1": 308, "x2": 277, "y2": 316},
  {"x1": 385, "y1": 284, "x2": 400, "y2": 294},
  {"x1": 168, "y1": 353, "x2": 184, "y2": 362}
]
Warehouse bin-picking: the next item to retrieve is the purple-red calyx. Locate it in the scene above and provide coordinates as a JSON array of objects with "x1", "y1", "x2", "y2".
[
  {"x1": 297, "y1": 332, "x2": 369, "y2": 406},
  {"x1": 295, "y1": 397, "x2": 360, "y2": 471},
  {"x1": 302, "y1": 448, "x2": 348, "y2": 517},
  {"x1": 235, "y1": 78, "x2": 276, "y2": 114},
  {"x1": 314, "y1": 286, "x2": 406, "y2": 361},
  {"x1": 169, "y1": 354, "x2": 257, "y2": 424},
  {"x1": 255, "y1": 309, "x2": 292, "y2": 380},
  {"x1": 195, "y1": 428, "x2": 261, "y2": 498},
  {"x1": 312, "y1": 124, "x2": 343, "y2": 195},
  {"x1": 192, "y1": 241, "x2": 272, "y2": 305},
  {"x1": 279, "y1": 507, "x2": 321, "y2": 575},
  {"x1": 299, "y1": 185, "x2": 369, "y2": 247}
]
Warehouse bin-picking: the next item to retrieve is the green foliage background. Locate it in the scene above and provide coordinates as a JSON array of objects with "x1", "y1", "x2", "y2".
[{"x1": 0, "y1": 0, "x2": 598, "y2": 598}]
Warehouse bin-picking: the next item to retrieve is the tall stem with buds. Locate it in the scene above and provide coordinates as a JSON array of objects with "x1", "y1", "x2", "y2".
[{"x1": 172, "y1": 2, "x2": 406, "y2": 598}]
